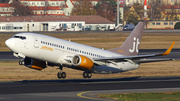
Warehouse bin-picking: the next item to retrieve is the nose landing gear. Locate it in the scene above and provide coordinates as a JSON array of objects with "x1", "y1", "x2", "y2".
[
  {"x1": 19, "y1": 59, "x2": 24, "y2": 65},
  {"x1": 56, "y1": 65, "x2": 92, "y2": 79}
]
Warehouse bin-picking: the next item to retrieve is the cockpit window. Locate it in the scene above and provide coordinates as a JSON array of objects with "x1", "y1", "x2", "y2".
[{"x1": 13, "y1": 36, "x2": 26, "y2": 40}]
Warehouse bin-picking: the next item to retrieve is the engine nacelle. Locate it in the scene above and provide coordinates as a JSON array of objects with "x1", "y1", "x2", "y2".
[
  {"x1": 72, "y1": 55, "x2": 93, "y2": 70},
  {"x1": 24, "y1": 57, "x2": 46, "y2": 70}
]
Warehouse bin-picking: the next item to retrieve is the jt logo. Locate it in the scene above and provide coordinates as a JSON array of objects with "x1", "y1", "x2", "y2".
[{"x1": 129, "y1": 37, "x2": 140, "y2": 53}]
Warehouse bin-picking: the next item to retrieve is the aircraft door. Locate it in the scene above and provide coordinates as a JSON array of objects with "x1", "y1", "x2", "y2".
[
  {"x1": 33, "y1": 36, "x2": 39, "y2": 48},
  {"x1": 21, "y1": 40, "x2": 27, "y2": 49}
]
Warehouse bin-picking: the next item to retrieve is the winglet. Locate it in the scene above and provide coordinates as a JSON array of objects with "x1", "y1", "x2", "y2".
[{"x1": 160, "y1": 41, "x2": 175, "y2": 56}]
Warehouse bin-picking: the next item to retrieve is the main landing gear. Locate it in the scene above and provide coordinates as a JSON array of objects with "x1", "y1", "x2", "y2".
[
  {"x1": 56, "y1": 65, "x2": 92, "y2": 79},
  {"x1": 57, "y1": 65, "x2": 66, "y2": 79},
  {"x1": 83, "y1": 71, "x2": 92, "y2": 78}
]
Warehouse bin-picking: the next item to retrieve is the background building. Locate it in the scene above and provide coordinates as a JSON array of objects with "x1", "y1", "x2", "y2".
[
  {"x1": 147, "y1": 20, "x2": 177, "y2": 29},
  {"x1": 0, "y1": 16, "x2": 115, "y2": 32},
  {"x1": 0, "y1": 3, "x2": 13, "y2": 16}
]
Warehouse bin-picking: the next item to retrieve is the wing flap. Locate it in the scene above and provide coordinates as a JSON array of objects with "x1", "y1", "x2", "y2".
[
  {"x1": 94, "y1": 42, "x2": 175, "y2": 62},
  {"x1": 133, "y1": 58, "x2": 174, "y2": 64}
]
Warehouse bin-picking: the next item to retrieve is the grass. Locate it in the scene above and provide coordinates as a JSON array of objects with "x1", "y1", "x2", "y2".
[
  {"x1": 0, "y1": 60, "x2": 180, "y2": 81},
  {"x1": 98, "y1": 92, "x2": 180, "y2": 101}
]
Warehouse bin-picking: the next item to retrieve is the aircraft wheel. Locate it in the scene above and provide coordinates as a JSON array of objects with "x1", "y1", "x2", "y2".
[
  {"x1": 57, "y1": 72, "x2": 62, "y2": 79},
  {"x1": 83, "y1": 72, "x2": 87, "y2": 78},
  {"x1": 83, "y1": 72, "x2": 92, "y2": 78},
  {"x1": 57, "y1": 72, "x2": 66, "y2": 79},
  {"x1": 61, "y1": 72, "x2": 66, "y2": 79},
  {"x1": 87, "y1": 72, "x2": 92, "y2": 78},
  {"x1": 19, "y1": 60, "x2": 24, "y2": 65}
]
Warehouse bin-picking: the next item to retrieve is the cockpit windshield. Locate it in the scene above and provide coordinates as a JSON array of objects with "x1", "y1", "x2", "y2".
[{"x1": 12, "y1": 36, "x2": 26, "y2": 40}]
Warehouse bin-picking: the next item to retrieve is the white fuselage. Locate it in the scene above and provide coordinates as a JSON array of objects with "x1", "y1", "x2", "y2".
[{"x1": 6, "y1": 33, "x2": 140, "y2": 74}]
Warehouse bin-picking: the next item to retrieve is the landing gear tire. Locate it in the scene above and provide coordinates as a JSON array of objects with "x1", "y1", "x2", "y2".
[
  {"x1": 57, "y1": 72, "x2": 66, "y2": 79},
  {"x1": 19, "y1": 60, "x2": 24, "y2": 65},
  {"x1": 83, "y1": 72, "x2": 92, "y2": 78},
  {"x1": 61, "y1": 72, "x2": 66, "y2": 79}
]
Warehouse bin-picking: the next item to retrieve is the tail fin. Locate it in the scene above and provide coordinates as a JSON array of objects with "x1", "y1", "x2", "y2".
[{"x1": 108, "y1": 21, "x2": 144, "y2": 56}]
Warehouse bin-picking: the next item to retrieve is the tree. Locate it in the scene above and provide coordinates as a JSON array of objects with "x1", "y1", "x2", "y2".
[
  {"x1": 71, "y1": 0, "x2": 97, "y2": 15},
  {"x1": 174, "y1": 22, "x2": 180, "y2": 29},
  {"x1": 95, "y1": 0, "x2": 116, "y2": 13},
  {"x1": 125, "y1": 7, "x2": 139, "y2": 25},
  {"x1": 95, "y1": 0, "x2": 115, "y2": 22},
  {"x1": 132, "y1": 2, "x2": 144, "y2": 20},
  {"x1": 10, "y1": 0, "x2": 33, "y2": 16},
  {"x1": 147, "y1": 0, "x2": 164, "y2": 20},
  {"x1": 169, "y1": 5, "x2": 178, "y2": 20},
  {"x1": 124, "y1": 2, "x2": 142, "y2": 25}
]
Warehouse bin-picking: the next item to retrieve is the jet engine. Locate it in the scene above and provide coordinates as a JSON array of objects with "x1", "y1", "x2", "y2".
[
  {"x1": 24, "y1": 57, "x2": 46, "y2": 70},
  {"x1": 72, "y1": 55, "x2": 94, "y2": 70}
]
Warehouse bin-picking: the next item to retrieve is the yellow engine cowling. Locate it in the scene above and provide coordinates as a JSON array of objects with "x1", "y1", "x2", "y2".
[
  {"x1": 72, "y1": 55, "x2": 93, "y2": 70},
  {"x1": 24, "y1": 57, "x2": 46, "y2": 70}
]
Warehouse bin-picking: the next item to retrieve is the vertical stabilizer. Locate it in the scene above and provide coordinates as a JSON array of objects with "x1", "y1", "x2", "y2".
[{"x1": 108, "y1": 21, "x2": 144, "y2": 56}]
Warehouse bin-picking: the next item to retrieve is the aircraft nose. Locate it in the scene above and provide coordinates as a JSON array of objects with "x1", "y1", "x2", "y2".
[{"x1": 5, "y1": 38, "x2": 15, "y2": 49}]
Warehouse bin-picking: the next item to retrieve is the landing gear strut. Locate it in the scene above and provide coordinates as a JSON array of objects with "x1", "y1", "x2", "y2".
[
  {"x1": 57, "y1": 65, "x2": 66, "y2": 79},
  {"x1": 83, "y1": 71, "x2": 92, "y2": 78}
]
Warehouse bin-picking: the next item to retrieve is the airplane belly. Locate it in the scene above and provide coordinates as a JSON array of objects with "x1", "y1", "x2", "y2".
[
  {"x1": 90, "y1": 62, "x2": 140, "y2": 74},
  {"x1": 120, "y1": 62, "x2": 139, "y2": 71}
]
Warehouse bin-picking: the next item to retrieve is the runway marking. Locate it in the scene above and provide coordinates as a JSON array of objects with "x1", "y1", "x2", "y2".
[{"x1": 77, "y1": 91, "x2": 111, "y2": 101}]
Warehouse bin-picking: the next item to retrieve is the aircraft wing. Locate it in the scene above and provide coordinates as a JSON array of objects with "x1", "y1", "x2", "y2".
[{"x1": 94, "y1": 41, "x2": 175, "y2": 64}]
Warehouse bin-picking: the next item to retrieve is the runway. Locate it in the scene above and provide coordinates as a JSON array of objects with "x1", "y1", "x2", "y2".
[
  {"x1": 0, "y1": 49, "x2": 180, "y2": 101},
  {"x1": 0, "y1": 76, "x2": 180, "y2": 101},
  {"x1": 1, "y1": 49, "x2": 180, "y2": 61}
]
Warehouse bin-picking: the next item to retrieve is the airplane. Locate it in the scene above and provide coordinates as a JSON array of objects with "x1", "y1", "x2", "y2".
[{"x1": 5, "y1": 21, "x2": 175, "y2": 79}]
